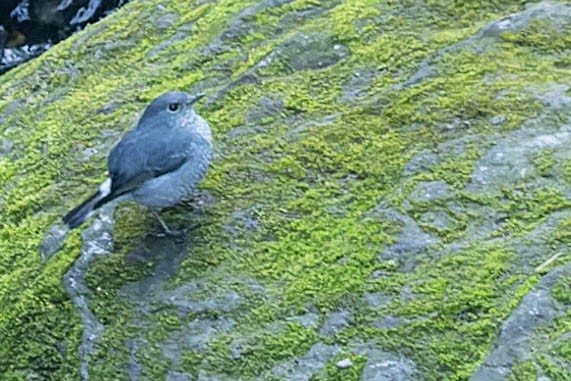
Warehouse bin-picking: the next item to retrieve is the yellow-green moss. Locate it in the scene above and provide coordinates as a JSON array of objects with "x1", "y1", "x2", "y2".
[{"x1": 1, "y1": 0, "x2": 570, "y2": 379}]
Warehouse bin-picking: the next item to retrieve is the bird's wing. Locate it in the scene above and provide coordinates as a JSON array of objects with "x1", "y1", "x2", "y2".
[{"x1": 106, "y1": 128, "x2": 191, "y2": 198}]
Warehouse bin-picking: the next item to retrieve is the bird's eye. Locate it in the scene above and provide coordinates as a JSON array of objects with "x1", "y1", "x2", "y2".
[{"x1": 168, "y1": 103, "x2": 181, "y2": 112}]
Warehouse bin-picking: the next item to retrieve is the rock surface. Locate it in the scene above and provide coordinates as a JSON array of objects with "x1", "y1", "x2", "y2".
[{"x1": 0, "y1": 0, "x2": 570, "y2": 380}]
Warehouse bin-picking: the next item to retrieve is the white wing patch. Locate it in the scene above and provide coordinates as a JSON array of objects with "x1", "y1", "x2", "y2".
[{"x1": 99, "y1": 177, "x2": 112, "y2": 197}]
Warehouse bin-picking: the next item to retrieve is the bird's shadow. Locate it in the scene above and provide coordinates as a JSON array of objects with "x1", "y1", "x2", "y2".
[{"x1": 40, "y1": 190, "x2": 216, "y2": 262}]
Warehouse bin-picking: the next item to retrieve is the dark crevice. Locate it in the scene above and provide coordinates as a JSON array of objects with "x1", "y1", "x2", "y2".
[{"x1": 0, "y1": 0, "x2": 130, "y2": 74}]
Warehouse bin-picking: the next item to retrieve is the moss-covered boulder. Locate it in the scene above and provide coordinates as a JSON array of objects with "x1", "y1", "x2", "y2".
[{"x1": 1, "y1": 0, "x2": 570, "y2": 380}]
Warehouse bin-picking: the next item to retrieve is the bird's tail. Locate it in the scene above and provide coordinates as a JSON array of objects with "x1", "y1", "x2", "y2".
[{"x1": 63, "y1": 178, "x2": 112, "y2": 229}]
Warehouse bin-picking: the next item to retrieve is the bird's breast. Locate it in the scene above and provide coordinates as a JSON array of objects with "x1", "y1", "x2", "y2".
[{"x1": 131, "y1": 143, "x2": 212, "y2": 208}]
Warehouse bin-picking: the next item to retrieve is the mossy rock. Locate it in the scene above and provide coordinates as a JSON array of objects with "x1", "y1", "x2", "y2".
[{"x1": 1, "y1": 0, "x2": 570, "y2": 380}]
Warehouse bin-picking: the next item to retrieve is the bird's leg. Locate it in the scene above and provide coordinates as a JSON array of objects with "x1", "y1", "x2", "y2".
[{"x1": 150, "y1": 209, "x2": 182, "y2": 237}]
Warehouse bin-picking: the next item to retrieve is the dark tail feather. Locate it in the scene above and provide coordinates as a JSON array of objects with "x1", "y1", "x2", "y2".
[
  {"x1": 62, "y1": 191, "x2": 102, "y2": 229},
  {"x1": 93, "y1": 190, "x2": 123, "y2": 210}
]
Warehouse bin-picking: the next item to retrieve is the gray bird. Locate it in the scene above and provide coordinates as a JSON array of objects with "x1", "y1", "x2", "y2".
[{"x1": 63, "y1": 90, "x2": 212, "y2": 233}]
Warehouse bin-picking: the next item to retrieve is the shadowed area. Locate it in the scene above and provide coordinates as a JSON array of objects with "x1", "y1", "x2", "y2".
[{"x1": 0, "y1": 0, "x2": 130, "y2": 74}]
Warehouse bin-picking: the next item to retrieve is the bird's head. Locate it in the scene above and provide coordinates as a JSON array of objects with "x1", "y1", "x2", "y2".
[{"x1": 138, "y1": 91, "x2": 206, "y2": 131}]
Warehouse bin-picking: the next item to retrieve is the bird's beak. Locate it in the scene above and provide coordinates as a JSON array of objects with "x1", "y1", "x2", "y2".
[{"x1": 188, "y1": 93, "x2": 206, "y2": 105}]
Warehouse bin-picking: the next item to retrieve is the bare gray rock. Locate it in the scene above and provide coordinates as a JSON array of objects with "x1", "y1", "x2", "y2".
[
  {"x1": 319, "y1": 310, "x2": 353, "y2": 337},
  {"x1": 282, "y1": 33, "x2": 349, "y2": 71},
  {"x1": 352, "y1": 344, "x2": 417, "y2": 381},
  {"x1": 409, "y1": 180, "x2": 451, "y2": 203},
  {"x1": 336, "y1": 358, "x2": 353, "y2": 369},
  {"x1": 272, "y1": 342, "x2": 342, "y2": 381},
  {"x1": 471, "y1": 265, "x2": 571, "y2": 381}
]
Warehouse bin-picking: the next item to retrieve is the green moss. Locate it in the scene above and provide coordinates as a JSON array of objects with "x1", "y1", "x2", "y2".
[
  {"x1": 537, "y1": 355, "x2": 571, "y2": 380},
  {"x1": 501, "y1": 19, "x2": 571, "y2": 53},
  {"x1": 554, "y1": 338, "x2": 571, "y2": 363},
  {"x1": 552, "y1": 276, "x2": 571, "y2": 304},
  {"x1": 1, "y1": 0, "x2": 569, "y2": 379},
  {"x1": 507, "y1": 360, "x2": 537, "y2": 381},
  {"x1": 532, "y1": 149, "x2": 556, "y2": 177},
  {"x1": 387, "y1": 245, "x2": 514, "y2": 378},
  {"x1": 204, "y1": 322, "x2": 319, "y2": 377},
  {"x1": 563, "y1": 158, "x2": 571, "y2": 185},
  {"x1": 551, "y1": 218, "x2": 571, "y2": 246},
  {"x1": 179, "y1": 350, "x2": 203, "y2": 375},
  {"x1": 500, "y1": 186, "x2": 570, "y2": 236}
]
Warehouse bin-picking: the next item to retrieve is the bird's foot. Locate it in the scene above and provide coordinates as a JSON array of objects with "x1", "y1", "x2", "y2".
[
  {"x1": 149, "y1": 210, "x2": 211, "y2": 238},
  {"x1": 150, "y1": 210, "x2": 183, "y2": 237},
  {"x1": 156, "y1": 227, "x2": 184, "y2": 237}
]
